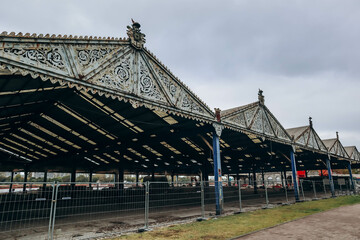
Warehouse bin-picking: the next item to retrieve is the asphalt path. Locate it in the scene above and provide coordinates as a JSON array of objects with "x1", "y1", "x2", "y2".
[{"x1": 236, "y1": 204, "x2": 360, "y2": 240}]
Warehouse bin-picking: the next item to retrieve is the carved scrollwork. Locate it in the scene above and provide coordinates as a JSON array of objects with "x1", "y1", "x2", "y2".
[
  {"x1": 158, "y1": 70, "x2": 177, "y2": 97},
  {"x1": 77, "y1": 49, "x2": 113, "y2": 66},
  {"x1": 3, "y1": 47, "x2": 65, "y2": 69},
  {"x1": 96, "y1": 59, "x2": 131, "y2": 91},
  {"x1": 213, "y1": 123, "x2": 224, "y2": 137},
  {"x1": 252, "y1": 111, "x2": 263, "y2": 132},
  {"x1": 139, "y1": 62, "x2": 164, "y2": 101},
  {"x1": 228, "y1": 113, "x2": 246, "y2": 127},
  {"x1": 181, "y1": 93, "x2": 204, "y2": 114}
]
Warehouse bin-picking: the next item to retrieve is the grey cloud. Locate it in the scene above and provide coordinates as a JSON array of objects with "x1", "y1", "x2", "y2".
[{"x1": 1, "y1": 0, "x2": 359, "y2": 147}]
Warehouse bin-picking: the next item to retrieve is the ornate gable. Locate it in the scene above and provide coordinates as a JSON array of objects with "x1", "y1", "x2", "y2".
[
  {"x1": 0, "y1": 21, "x2": 214, "y2": 121},
  {"x1": 222, "y1": 90, "x2": 291, "y2": 142},
  {"x1": 323, "y1": 133, "x2": 350, "y2": 159},
  {"x1": 287, "y1": 118, "x2": 328, "y2": 152},
  {"x1": 345, "y1": 146, "x2": 360, "y2": 161}
]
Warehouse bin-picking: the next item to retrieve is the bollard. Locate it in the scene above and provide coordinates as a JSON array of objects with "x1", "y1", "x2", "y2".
[
  {"x1": 300, "y1": 179, "x2": 305, "y2": 201},
  {"x1": 313, "y1": 181, "x2": 317, "y2": 199},
  {"x1": 238, "y1": 179, "x2": 242, "y2": 212}
]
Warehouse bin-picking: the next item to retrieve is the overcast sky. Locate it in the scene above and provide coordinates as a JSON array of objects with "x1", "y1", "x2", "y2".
[{"x1": 1, "y1": 0, "x2": 360, "y2": 148}]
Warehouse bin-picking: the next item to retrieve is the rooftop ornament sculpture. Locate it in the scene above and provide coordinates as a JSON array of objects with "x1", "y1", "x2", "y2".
[
  {"x1": 127, "y1": 19, "x2": 146, "y2": 49},
  {"x1": 258, "y1": 89, "x2": 264, "y2": 105}
]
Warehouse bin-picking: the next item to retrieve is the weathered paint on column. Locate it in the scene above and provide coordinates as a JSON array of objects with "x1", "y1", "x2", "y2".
[
  {"x1": 213, "y1": 120, "x2": 224, "y2": 215},
  {"x1": 213, "y1": 130, "x2": 223, "y2": 215},
  {"x1": 347, "y1": 162, "x2": 355, "y2": 191},
  {"x1": 290, "y1": 148, "x2": 299, "y2": 201},
  {"x1": 326, "y1": 157, "x2": 335, "y2": 197}
]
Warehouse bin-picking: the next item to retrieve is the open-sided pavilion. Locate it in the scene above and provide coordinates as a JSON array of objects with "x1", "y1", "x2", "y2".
[{"x1": 0, "y1": 21, "x2": 358, "y2": 214}]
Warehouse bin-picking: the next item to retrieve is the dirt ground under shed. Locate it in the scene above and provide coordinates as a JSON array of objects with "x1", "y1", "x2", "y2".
[{"x1": 237, "y1": 203, "x2": 360, "y2": 240}]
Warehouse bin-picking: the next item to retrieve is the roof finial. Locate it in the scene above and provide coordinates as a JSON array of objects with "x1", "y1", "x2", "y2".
[
  {"x1": 214, "y1": 108, "x2": 221, "y2": 122},
  {"x1": 336, "y1": 131, "x2": 339, "y2": 140},
  {"x1": 127, "y1": 19, "x2": 146, "y2": 49},
  {"x1": 309, "y1": 116, "x2": 313, "y2": 127},
  {"x1": 258, "y1": 89, "x2": 264, "y2": 105}
]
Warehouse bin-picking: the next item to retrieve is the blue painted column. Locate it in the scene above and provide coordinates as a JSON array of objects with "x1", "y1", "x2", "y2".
[
  {"x1": 326, "y1": 156, "x2": 335, "y2": 197},
  {"x1": 290, "y1": 148, "x2": 299, "y2": 201},
  {"x1": 212, "y1": 123, "x2": 223, "y2": 215},
  {"x1": 347, "y1": 162, "x2": 355, "y2": 191}
]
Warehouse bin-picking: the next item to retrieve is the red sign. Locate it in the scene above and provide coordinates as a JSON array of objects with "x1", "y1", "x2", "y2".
[{"x1": 297, "y1": 171, "x2": 306, "y2": 178}]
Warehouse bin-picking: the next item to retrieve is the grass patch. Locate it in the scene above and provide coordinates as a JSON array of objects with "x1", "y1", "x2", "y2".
[{"x1": 112, "y1": 195, "x2": 360, "y2": 240}]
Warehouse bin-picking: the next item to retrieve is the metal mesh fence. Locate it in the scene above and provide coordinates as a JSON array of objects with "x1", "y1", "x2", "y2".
[
  {"x1": 52, "y1": 182, "x2": 145, "y2": 239},
  {"x1": 0, "y1": 182, "x2": 55, "y2": 240},
  {"x1": 0, "y1": 178, "x2": 357, "y2": 239}
]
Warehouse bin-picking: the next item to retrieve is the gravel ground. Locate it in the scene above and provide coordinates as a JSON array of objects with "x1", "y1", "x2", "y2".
[{"x1": 236, "y1": 203, "x2": 360, "y2": 240}]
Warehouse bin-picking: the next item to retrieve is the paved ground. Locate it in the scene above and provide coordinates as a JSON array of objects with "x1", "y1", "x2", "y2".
[{"x1": 238, "y1": 204, "x2": 360, "y2": 240}]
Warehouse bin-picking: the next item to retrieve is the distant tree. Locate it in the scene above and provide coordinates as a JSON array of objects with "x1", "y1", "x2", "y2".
[
  {"x1": 93, "y1": 174, "x2": 114, "y2": 182},
  {"x1": 13, "y1": 174, "x2": 24, "y2": 182},
  {"x1": 76, "y1": 175, "x2": 89, "y2": 182},
  {"x1": 61, "y1": 175, "x2": 71, "y2": 182},
  {"x1": 0, "y1": 173, "x2": 10, "y2": 182}
]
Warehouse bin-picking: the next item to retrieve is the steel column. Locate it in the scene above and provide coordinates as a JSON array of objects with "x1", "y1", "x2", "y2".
[
  {"x1": 136, "y1": 171, "x2": 140, "y2": 187},
  {"x1": 213, "y1": 131, "x2": 223, "y2": 215},
  {"x1": 326, "y1": 157, "x2": 335, "y2": 197},
  {"x1": 253, "y1": 168, "x2": 258, "y2": 194},
  {"x1": 347, "y1": 162, "x2": 355, "y2": 191},
  {"x1": 119, "y1": 168, "x2": 124, "y2": 190},
  {"x1": 9, "y1": 171, "x2": 14, "y2": 193},
  {"x1": 290, "y1": 148, "x2": 300, "y2": 201},
  {"x1": 23, "y1": 169, "x2": 28, "y2": 192},
  {"x1": 89, "y1": 169, "x2": 93, "y2": 188}
]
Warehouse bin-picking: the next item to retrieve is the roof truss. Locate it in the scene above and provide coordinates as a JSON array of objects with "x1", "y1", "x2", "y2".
[
  {"x1": 0, "y1": 27, "x2": 214, "y2": 123},
  {"x1": 221, "y1": 97, "x2": 291, "y2": 143}
]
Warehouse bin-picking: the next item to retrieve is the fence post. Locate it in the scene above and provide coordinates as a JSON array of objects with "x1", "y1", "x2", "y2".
[
  {"x1": 284, "y1": 179, "x2": 289, "y2": 203},
  {"x1": 145, "y1": 181, "x2": 150, "y2": 229},
  {"x1": 312, "y1": 181, "x2": 317, "y2": 199},
  {"x1": 339, "y1": 183, "x2": 342, "y2": 195},
  {"x1": 50, "y1": 183, "x2": 60, "y2": 240},
  {"x1": 201, "y1": 179, "x2": 205, "y2": 219},
  {"x1": 238, "y1": 179, "x2": 242, "y2": 212},
  {"x1": 322, "y1": 179, "x2": 327, "y2": 197},
  {"x1": 349, "y1": 178, "x2": 353, "y2": 195},
  {"x1": 264, "y1": 180, "x2": 269, "y2": 208},
  {"x1": 47, "y1": 182, "x2": 55, "y2": 240},
  {"x1": 300, "y1": 179, "x2": 305, "y2": 201}
]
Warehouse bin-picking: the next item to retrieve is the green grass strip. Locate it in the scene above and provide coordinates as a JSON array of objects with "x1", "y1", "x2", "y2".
[{"x1": 112, "y1": 195, "x2": 360, "y2": 240}]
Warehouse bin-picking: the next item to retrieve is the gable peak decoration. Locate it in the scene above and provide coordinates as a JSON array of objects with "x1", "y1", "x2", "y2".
[
  {"x1": 258, "y1": 89, "x2": 264, "y2": 105},
  {"x1": 127, "y1": 19, "x2": 146, "y2": 49},
  {"x1": 286, "y1": 118, "x2": 328, "y2": 152},
  {"x1": 221, "y1": 90, "x2": 291, "y2": 142},
  {"x1": 0, "y1": 22, "x2": 215, "y2": 122}
]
